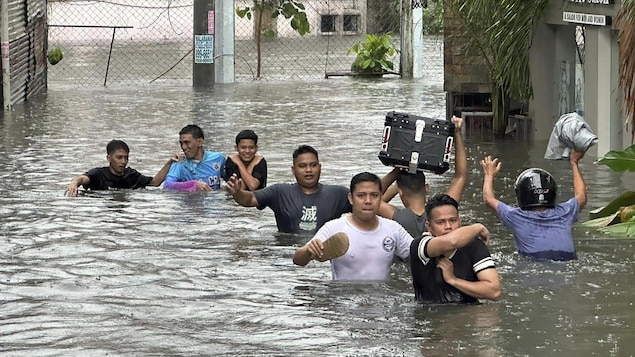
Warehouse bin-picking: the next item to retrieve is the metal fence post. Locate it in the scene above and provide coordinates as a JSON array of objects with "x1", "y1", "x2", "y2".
[
  {"x1": 1, "y1": 0, "x2": 12, "y2": 110},
  {"x1": 193, "y1": 0, "x2": 215, "y2": 87}
]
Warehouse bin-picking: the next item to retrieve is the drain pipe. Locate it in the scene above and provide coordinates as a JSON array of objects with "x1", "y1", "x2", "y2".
[{"x1": 1, "y1": 0, "x2": 11, "y2": 110}]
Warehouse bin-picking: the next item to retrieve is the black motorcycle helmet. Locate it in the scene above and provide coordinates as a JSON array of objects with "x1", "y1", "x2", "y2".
[{"x1": 514, "y1": 168, "x2": 557, "y2": 209}]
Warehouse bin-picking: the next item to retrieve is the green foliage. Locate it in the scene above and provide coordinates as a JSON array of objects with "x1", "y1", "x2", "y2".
[
  {"x1": 47, "y1": 47, "x2": 64, "y2": 65},
  {"x1": 587, "y1": 146, "x2": 635, "y2": 237},
  {"x1": 236, "y1": 0, "x2": 310, "y2": 36},
  {"x1": 446, "y1": 0, "x2": 550, "y2": 135},
  {"x1": 236, "y1": 0, "x2": 310, "y2": 78},
  {"x1": 347, "y1": 33, "x2": 398, "y2": 75},
  {"x1": 596, "y1": 144, "x2": 635, "y2": 172},
  {"x1": 422, "y1": 0, "x2": 444, "y2": 35},
  {"x1": 589, "y1": 192, "x2": 635, "y2": 220}
]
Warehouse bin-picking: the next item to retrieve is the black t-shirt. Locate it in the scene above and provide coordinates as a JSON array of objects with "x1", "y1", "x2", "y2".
[
  {"x1": 410, "y1": 235, "x2": 494, "y2": 304},
  {"x1": 83, "y1": 167, "x2": 153, "y2": 191},
  {"x1": 222, "y1": 157, "x2": 267, "y2": 190}
]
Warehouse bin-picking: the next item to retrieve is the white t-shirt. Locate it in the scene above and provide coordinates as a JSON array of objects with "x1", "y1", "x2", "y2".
[{"x1": 313, "y1": 214, "x2": 414, "y2": 280}]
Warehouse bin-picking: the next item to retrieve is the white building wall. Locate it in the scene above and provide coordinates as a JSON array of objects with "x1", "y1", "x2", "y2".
[{"x1": 234, "y1": 0, "x2": 367, "y2": 39}]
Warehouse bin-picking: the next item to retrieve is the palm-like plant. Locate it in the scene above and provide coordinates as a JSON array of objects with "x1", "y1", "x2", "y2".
[
  {"x1": 347, "y1": 33, "x2": 398, "y2": 75},
  {"x1": 445, "y1": 0, "x2": 549, "y2": 136},
  {"x1": 616, "y1": 0, "x2": 635, "y2": 142}
]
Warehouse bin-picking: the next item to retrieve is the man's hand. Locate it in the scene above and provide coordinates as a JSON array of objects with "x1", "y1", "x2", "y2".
[
  {"x1": 481, "y1": 156, "x2": 501, "y2": 178},
  {"x1": 570, "y1": 149, "x2": 585, "y2": 164},
  {"x1": 195, "y1": 181, "x2": 212, "y2": 191},
  {"x1": 451, "y1": 115, "x2": 463, "y2": 131},
  {"x1": 476, "y1": 224, "x2": 490, "y2": 244},
  {"x1": 65, "y1": 182, "x2": 79, "y2": 197},
  {"x1": 304, "y1": 239, "x2": 325, "y2": 260},
  {"x1": 437, "y1": 257, "x2": 457, "y2": 284},
  {"x1": 225, "y1": 174, "x2": 242, "y2": 195},
  {"x1": 228, "y1": 154, "x2": 242, "y2": 165},
  {"x1": 171, "y1": 153, "x2": 184, "y2": 163}
]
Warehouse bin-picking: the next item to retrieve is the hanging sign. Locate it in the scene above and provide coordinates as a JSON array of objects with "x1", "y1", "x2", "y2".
[
  {"x1": 194, "y1": 34, "x2": 214, "y2": 64},
  {"x1": 563, "y1": 11, "x2": 612, "y2": 26},
  {"x1": 568, "y1": 0, "x2": 614, "y2": 4},
  {"x1": 208, "y1": 11, "x2": 215, "y2": 35}
]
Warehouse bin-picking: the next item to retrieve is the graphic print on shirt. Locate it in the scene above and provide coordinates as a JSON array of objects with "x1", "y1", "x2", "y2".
[
  {"x1": 299, "y1": 205, "x2": 317, "y2": 231},
  {"x1": 208, "y1": 175, "x2": 221, "y2": 189},
  {"x1": 382, "y1": 236, "x2": 396, "y2": 252}
]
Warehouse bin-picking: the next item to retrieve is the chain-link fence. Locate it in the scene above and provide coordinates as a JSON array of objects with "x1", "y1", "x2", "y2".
[{"x1": 47, "y1": 0, "x2": 443, "y2": 86}]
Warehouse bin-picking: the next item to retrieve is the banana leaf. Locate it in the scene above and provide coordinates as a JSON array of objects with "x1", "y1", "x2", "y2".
[
  {"x1": 598, "y1": 221, "x2": 635, "y2": 237},
  {"x1": 589, "y1": 191, "x2": 635, "y2": 220},
  {"x1": 581, "y1": 212, "x2": 621, "y2": 228},
  {"x1": 596, "y1": 144, "x2": 635, "y2": 172}
]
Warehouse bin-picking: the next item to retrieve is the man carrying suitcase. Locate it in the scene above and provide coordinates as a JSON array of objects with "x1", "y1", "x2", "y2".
[{"x1": 378, "y1": 115, "x2": 467, "y2": 238}]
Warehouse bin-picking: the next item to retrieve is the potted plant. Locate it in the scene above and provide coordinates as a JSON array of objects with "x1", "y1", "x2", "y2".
[{"x1": 347, "y1": 33, "x2": 398, "y2": 77}]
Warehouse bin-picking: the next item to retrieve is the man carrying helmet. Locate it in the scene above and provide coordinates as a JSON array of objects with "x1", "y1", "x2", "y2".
[{"x1": 480, "y1": 150, "x2": 587, "y2": 261}]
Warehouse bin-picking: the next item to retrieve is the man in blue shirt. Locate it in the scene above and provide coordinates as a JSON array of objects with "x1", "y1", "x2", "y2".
[
  {"x1": 481, "y1": 150, "x2": 587, "y2": 261},
  {"x1": 164, "y1": 124, "x2": 226, "y2": 191}
]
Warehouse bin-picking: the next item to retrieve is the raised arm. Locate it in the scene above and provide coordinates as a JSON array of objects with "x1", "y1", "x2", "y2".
[
  {"x1": 65, "y1": 175, "x2": 90, "y2": 197},
  {"x1": 569, "y1": 149, "x2": 587, "y2": 210},
  {"x1": 381, "y1": 167, "x2": 400, "y2": 197},
  {"x1": 226, "y1": 174, "x2": 259, "y2": 207},
  {"x1": 446, "y1": 116, "x2": 467, "y2": 202},
  {"x1": 382, "y1": 183, "x2": 399, "y2": 202},
  {"x1": 437, "y1": 258, "x2": 501, "y2": 301},
  {"x1": 240, "y1": 155, "x2": 265, "y2": 191},
  {"x1": 481, "y1": 156, "x2": 502, "y2": 213},
  {"x1": 377, "y1": 167, "x2": 400, "y2": 219},
  {"x1": 423, "y1": 223, "x2": 490, "y2": 258},
  {"x1": 149, "y1": 154, "x2": 180, "y2": 187}
]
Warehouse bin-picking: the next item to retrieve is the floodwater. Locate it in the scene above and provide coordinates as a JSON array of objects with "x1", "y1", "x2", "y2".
[{"x1": 1, "y1": 79, "x2": 634, "y2": 356}]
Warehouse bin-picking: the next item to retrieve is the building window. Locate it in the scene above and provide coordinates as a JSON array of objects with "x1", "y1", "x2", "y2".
[
  {"x1": 320, "y1": 15, "x2": 337, "y2": 33},
  {"x1": 343, "y1": 14, "x2": 360, "y2": 33}
]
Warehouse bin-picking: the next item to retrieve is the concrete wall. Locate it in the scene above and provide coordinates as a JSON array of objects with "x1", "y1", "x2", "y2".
[
  {"x1": 536, "y1": 0, "x2": 627, "y2": 155},
  {"x1": 234, "y1": 0, "x2": 367, "y2": 39}
]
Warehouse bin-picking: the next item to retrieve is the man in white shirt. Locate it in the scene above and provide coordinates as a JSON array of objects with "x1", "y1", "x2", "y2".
[{"x1": 293, "y1": 172, "x2": 413, "y2": 280}]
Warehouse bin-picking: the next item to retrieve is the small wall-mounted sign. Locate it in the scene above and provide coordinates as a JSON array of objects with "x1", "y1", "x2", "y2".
[
  {"x1": 195, "y1": 34, "x2": 214, "y2": 64},
  {"x1": 563, "y1": 11, "x2": 612, "y2": 26},
  {"x1": 568, "y1": 0, "x2": 614, "y2": 4}
]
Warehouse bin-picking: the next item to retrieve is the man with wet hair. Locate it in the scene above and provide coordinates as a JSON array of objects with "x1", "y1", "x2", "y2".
[
  {"x1": 164, "y1": 124, "x2": 226, "y2": 191},
  {"x1": 65, "y1": 139, "x2": 177, "y2": 196},
  {"x1": 379, "y1": 116, "x2": 467, "y2": 238},
  {"x1": 410, "y1": 193, "x2": 501, "y2": 303},
  {"x1": 226, "y1": 144, "x2": 351, "y2": 233},
  {"x1": 222, "y1": 129, "x2": 267, "y2": 191},
  {"x1": 481, "y1": 149, "x2": 587, "y2": 261},
  {"x1": 293, "y1": 172, "x2": 413, "y2": 280}
]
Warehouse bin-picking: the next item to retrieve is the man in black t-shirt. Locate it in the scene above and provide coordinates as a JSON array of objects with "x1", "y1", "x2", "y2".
[
  {"x1": 65, "y1": 140, "x2": 177, "y2": 196},
  {"x1": 410, "y1": 194, "x2": 501, "y2": 304}
]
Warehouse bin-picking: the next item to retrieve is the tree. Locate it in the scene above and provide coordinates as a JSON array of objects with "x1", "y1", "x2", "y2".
[
  {"x1": 236, "y1": 1, "x2": 310, "y2": 79},
  {"x1": 616, "y1": 0, "x2": 635, "y2": 143},
  {"x1": 445, "y1": 0, "x2": 549, "y2": 136}
]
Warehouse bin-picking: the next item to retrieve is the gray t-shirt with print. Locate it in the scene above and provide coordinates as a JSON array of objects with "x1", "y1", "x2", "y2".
[{"x1": 253, "y1": 183, "x2": 351, "y2": 233}]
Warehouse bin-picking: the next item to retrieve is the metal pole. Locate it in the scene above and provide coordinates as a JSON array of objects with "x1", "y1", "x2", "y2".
[
  {"x1": 104, "y1": 28, "x2": 117, "y2": 86},
  {"x1": 1, "y1": 0, "x2": 12, "y2": 110},
  {"x1": 193, "y1": 0, "x2": 215, "y2": 87},
  {"x1": 215, "y1": 0, "x2": 235, "y2": 83}
]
